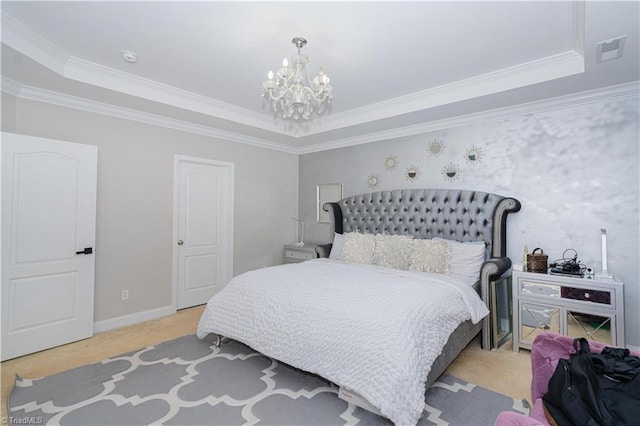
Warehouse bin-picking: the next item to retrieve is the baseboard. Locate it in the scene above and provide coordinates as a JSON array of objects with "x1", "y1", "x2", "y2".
[
  {"x1": 93, "y1": 305, "x2": 176, "y2": 334},
  {"x1": 627, "y1": 343, "x2": 640, "y2": 352}
]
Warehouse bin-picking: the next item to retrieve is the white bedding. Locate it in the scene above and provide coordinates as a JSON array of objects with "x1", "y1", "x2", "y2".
[{"x1": 196, "y1": 258, "x2": 489, "y2": 425}]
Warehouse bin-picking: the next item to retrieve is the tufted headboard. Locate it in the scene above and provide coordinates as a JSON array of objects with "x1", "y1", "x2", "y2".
[
  {"x1": 320, "y1": 188, "x2": 520, "y2": 351},
  {"x1": 323, "y1": 188, "x2": 521, "y2": 258}
]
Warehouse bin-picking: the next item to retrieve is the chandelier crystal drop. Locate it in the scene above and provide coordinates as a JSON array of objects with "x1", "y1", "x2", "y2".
[{"x1": 262, "y1": 37, "x2": 332, "y2": 120}]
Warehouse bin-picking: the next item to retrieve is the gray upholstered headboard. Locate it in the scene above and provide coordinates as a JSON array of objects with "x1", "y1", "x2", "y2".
[
  {"x1": 323, "y1": 188, "x2": 521, "y2": 258},
  {"x1": 320, "y1": 188, "x2": 521, "y2": 350}
]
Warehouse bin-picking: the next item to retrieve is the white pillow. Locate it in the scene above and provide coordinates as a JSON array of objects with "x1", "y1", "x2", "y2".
[
  {"x1": 374, "y1": 234, "x2": 414, "y2": 270},
  {"x1": 341, "y1": 232, "x2": 376, "y2": 265},
  {"x1": 408, "y1": 239, "x2": 450, "y2": 273},
  {"x1": 435, "y1": 238, "x2": 486, "y2": 280},
  {"x1": 329, "y1": 233, "x2": 344, "y2": 260}
]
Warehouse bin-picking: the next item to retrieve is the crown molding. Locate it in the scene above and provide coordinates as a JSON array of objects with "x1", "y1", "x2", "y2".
[
  {"x1": 297, "y1": 81, "x2": 640, "y2": 154},
  {"x1": 307, "y1": 1, "x2": 587, "y2": 136},
  {"x1": 0, "y1": 76, "x2": 22, "y2": 96},
  {"x1": 2, "y1": 77, "x2": 298, "y2": 154},
  {"x1": 0, "y1": 10, "x2": 69, "y2": 74},
  {"x1": 3, "y1": 8, "x2": 588, "y2": 141},
  {"x1": 5, "y1": 1, "x2": 631, "y2": 156},
  {"x1": 307, "y1": 49, "x2": 585, "y2": 136},
  {"x1": 1, "y1": 11, "x2": 285, "y2": 134},
  {"x1": 64, "y1": 56, "x2": 280, "y2": 133},
  {"x1": 4, "y1": 77, "x2": 637, "y2": 156}
]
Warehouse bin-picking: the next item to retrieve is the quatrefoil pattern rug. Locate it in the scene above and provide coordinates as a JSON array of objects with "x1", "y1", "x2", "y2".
[{"x1": 9, "y1": 335, "x2": 528, "y2": 425}]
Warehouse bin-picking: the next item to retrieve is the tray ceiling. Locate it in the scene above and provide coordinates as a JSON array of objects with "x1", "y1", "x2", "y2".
[{"x1": 1, "y1": 1, "x2": 638, "y2": 153}]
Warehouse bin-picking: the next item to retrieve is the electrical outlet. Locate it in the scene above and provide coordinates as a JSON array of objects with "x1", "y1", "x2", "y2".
[{"x1": 121, "y1": 290, "x2": 129, "y2": 300}]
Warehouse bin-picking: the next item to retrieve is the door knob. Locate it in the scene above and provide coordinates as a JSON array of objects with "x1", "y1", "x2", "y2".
[{"x1": 177, "y1": 240, "x2": 184, "y2": 245}]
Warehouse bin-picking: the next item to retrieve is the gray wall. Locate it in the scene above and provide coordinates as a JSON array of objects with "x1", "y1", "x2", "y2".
[
  {"x1": 3, "y1": 94, "x2": 299, "y2": 322},
  {"x1": 1, "y1": 92, "x2": 17, "y2": 131},
  {"x1": 300, "y1": 96, "x2": 640, "y2": 347},
  {"x1": 4, "y1": 90, "x2": 638, "y2": 347}
]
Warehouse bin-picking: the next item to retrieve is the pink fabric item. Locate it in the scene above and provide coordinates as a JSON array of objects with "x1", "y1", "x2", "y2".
[
  {"x1": 530, "y1": 333, "x2": 640, "y2": 402},
  {"x1": 495, "y1": 333, "x2": 640, "y2": 426},
  {"x1": 529, "y1": 399, "x2": 546, "y2": 424},
  {"x1": 531, "y1": 334, "x2": 601, "y2": 402},
  {"x1": 494, "y1": 411, "x2": 545, "y2": 426}
]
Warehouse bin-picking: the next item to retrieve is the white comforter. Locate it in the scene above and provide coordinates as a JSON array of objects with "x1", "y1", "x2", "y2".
[{"x1": 196, "y1": 259, "x2": 489, "y2": 425}]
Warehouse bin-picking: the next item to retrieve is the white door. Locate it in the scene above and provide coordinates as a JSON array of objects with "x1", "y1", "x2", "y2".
[
  {"x1": 1, "y1": 133, "x2": 97, "y2": 361},
  {"x1": 174, "y1": 156, "x2": 233, "y2": 309}
]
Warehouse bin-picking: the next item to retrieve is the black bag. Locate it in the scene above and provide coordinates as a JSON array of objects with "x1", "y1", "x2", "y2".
[{"x1": 542, "y1": 338, "x2": 640, "y2": 426}]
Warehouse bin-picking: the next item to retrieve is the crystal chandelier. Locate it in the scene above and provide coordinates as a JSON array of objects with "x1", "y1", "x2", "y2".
[{"x1": 262, "y1": 37, "x2": 332, "y2": 120}]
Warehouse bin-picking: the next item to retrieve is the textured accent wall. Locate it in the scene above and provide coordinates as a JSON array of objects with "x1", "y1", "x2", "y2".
[{"x1": 300, "y1": 96, "x2": 640, "y2": 346}]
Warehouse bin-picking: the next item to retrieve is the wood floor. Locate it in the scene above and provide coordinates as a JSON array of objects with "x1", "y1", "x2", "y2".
[{"x1": 1, "y1": 306, "x2": 532, "y2": 422}]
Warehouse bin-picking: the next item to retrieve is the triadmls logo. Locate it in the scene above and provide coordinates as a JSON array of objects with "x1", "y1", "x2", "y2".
[{"x1": 3, "y1": 416, "x2": 44, "y2": 425}]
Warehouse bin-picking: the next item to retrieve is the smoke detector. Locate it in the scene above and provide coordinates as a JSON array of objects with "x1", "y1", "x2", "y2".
[
  {"x1": 596, "y1": 36, "x2": 626, "y2": 63},
  {"x1": 121, "y1": 50, "x2": 138, "y2": 64}
]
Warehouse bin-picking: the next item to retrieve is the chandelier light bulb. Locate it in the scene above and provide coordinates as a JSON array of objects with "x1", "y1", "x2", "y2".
[
  {"x1": 268, "y1": 70, "x2": 274, "y2": 80},
  {"x1": 282, "y1": 57, "x2": 288, "y2": 67}
]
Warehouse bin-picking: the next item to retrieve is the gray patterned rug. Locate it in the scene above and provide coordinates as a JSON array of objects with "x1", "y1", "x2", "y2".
[{"x1": 9, "y1": 335, "x2": 529, "y2": 425}]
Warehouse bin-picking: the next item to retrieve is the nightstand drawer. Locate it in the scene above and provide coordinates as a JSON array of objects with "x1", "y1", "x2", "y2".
[
  {"x1": 520, "y1": 279, "x2": 560, "y2": 298},
  {"x1": 561, "y1": 287, "x2": 611, "y2": 305},
  {"x1": 285, "y1": 249, "x2": 315, "y2": 261},
  {"x1": 519, "y1": 278, "x2": 613, "y2": 306}
]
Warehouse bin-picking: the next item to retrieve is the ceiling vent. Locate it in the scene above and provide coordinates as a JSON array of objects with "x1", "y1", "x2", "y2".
[{"x1": 596, "y1": 36, "x2": 626, "y2": 63}]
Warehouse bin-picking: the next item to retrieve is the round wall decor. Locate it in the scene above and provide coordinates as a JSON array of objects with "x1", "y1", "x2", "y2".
[
  {"x1": 383, "y1": 155, "x2": 398, "y2": 172},
  {"x1": 442, "y1": 163, "x2": 461, "y2": 182},
  {"x1": 427, "y1": 139, "x2": 445, "y2": 157},
  {"x1": 405, "y1": 166, "x2": 421, "y2": 181},
  {"x1": 367, "y1": 174, "x2": 381, "y2": 189},
  {"x1": 464, "y1": 146, "x2": 484, "y2": 165}
]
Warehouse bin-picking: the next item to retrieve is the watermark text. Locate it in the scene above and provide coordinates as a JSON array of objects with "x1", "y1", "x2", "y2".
[{"x1": 2, "y1": 416, "x2": 44, "y2": 425}]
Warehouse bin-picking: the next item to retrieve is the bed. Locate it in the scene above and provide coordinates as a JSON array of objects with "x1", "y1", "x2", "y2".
[{"x1": 197, "y1": 188, "x2": 521, "y2": 425}]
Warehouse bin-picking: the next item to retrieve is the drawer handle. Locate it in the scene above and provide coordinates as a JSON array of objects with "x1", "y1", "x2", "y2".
[{"x1": 584, "y1": 292, "x2": 590, "y2": 299}]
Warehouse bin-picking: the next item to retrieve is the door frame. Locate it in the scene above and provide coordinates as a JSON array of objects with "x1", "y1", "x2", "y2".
[{"x1": 172, "y1": 155, "x2": 234, "y2": 311}]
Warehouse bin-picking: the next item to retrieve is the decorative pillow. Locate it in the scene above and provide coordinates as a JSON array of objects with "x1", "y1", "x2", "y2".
[
  {"x1": 373, "y1": 234, "x2": 414, "y2": 270},
  {"x1": 329, "y1": 233, "x2": 344, "y2": 260},
  {"x1": 435, "y1": 238, "x2": 487, "y2": 279},
  {"x1": 408, "y1": 239, "x2": 450, "y2": 273},
  {"x1": 341, "y1": 232, "x2": 376, "y2": 265}
]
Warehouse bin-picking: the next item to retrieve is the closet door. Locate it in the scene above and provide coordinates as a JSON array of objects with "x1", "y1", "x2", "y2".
[
  {"x1": 1, "y1": 133, "x2": 97, "y2": 360},
  {"x1": 174, "y1": 155, "x2": 234, "y2": 310}
]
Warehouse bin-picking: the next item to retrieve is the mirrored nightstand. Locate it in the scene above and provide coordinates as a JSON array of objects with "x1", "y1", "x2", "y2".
[{"x1": 512, "y1": 270, "x2": 625, "y2": 351}]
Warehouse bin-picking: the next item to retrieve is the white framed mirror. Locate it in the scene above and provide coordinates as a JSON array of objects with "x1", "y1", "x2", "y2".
[{"x1": 317, "y1": 183, "x2": 343, "y2": 223}]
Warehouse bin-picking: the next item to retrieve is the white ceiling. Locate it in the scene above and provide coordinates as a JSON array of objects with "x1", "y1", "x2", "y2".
[{"x1": 1, "y1": 1, "x2": 639, "y2": 153}]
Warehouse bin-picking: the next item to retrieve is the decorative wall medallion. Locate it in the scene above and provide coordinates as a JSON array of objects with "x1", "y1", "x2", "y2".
[
  {"x1": 427, "y1": 139, "x2": 445, "y2": 157},
  {"x1": 383, "y1": 155, "x2": 398, "y2": 172},
  {"x1": 367, "y1": 174, "x2": 381, "y2": 189},
  {"x1": 442, "y1": 163, "x2": 461, "y2": 182},
  {"x1": 405, "y1": 166, "x2": 421, "y2": 181},
  {"x1": 464, "y1": 146, "x2": 484, "y2": 165}
]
